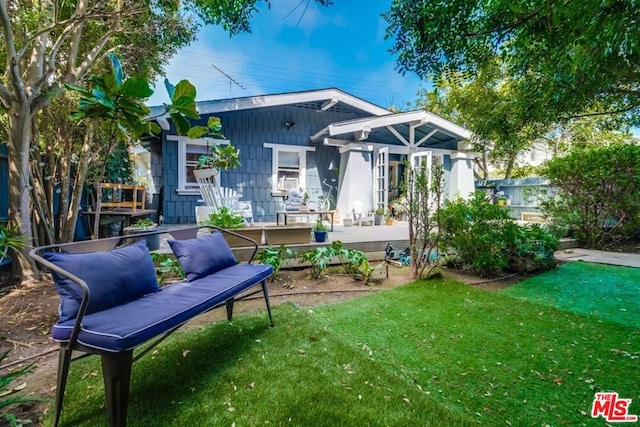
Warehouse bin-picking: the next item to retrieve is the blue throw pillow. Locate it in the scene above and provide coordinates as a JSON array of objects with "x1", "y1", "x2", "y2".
[
  {"x1": 43, "y1": 240, "x2": 159, "y2": 322},
  {"x1": 168, "y1": 231, "x2": 237, "y2": 282}
]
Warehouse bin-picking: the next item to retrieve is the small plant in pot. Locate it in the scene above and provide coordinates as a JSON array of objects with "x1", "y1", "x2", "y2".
[
  {"x1": 203, "y1": 206, "x2": 263, "y2": 247},
  {"x1": 190, "y1": 116, "x2": 241, "y2": 178},
  {"x1": 204, "y1": 206, "x2": 246, "y2": 229},
  {"x1": 374, "y1": 207, "x2": 384, "y2": 225},
  {"x1": 123, "y1": 218, "x2": 159, "y2": 250},
  {"x1": 312, "y1": 218, "x2": 329, "y2": 243}
]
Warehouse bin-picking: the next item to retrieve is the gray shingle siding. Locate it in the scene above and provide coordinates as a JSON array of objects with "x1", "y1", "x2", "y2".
[{"x1": 160, "y1": 105, "x2": 366, "y2": 224}]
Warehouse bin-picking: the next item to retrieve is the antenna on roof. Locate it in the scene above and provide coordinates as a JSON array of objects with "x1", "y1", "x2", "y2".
[{"x1": 211, "y1": 64, "x2": 246, "y2": 93}]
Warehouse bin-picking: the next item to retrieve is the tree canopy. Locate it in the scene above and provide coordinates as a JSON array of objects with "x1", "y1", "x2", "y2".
[{"x1": 384, "y1": 0, "x2": 640, "y2": 125}]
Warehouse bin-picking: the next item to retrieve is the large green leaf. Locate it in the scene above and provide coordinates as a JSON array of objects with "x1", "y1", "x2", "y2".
[
  {"x1": 187, "y1": 125, "x2": 209, "y2": 139},
  {"x1": 171, "y1": 97, "x2": 200, "y2": 120},
  {"x1": 171, "y1": 112, "x2": 191, "y2": 136},
  {"x1": 121, "y1": 77, "x2": 154, "y2": 98},
  {"x1": 172, "y1": 80, "x2": 196, "y2": 103},
  {"x1": 164, "y1": 78, "x2": 176, "y2": 100},
  {"x1": 108, "y1": 52, "x2": 124, "y2": 88}
]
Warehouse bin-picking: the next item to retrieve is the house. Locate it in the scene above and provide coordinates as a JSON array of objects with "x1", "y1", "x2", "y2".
[{"x1": 146, "y1": 88, "x2": 475, "y2": 224}]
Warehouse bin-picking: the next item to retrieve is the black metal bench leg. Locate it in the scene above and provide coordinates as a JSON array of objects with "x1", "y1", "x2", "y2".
[
  {"x1": 53, "y1": 347, "x2": 73, "y2": 427},
  {"x1": 225, "y1": 298, "x2": 235, "y2": 321},
  {"x1": 101, "y1": 350, "x2": 134, "y2": 427},
  {"x1": 261, "y1": 279, "x2": 274, "y2": 327}
]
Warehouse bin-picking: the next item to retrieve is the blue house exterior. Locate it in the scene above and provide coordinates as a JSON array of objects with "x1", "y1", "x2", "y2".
[{"x1": 147, "y1": 88, "x2": 475, "y2": 224}]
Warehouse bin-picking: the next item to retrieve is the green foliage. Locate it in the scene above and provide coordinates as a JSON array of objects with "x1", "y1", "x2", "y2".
[
  {"x1": 384, "y1": 0, "x2": 640, "y2": 127},
  {"x1": 150, "y1": 253, "x2": 185, "y2": 285},
  {"x1": 440, "y1": 192, "x2": 558, "y2": 277},
  {"x1": 255, "y1": 244, "x2": 296, "y2": 279},
  {"x1": 203, "y1": 206, "x2": 246, "y2": 229},
  {"x1": 196, "y1": 143, "x2": 241, "y2": 170},
  {"x1": 405, "y1": 160, "x2": 443, "y2": 279},
  {"x1": 540, "y1": 143, "x2": 640, "y2": 248},
  {"x1": 329, "y1": 241, "x2": 380, "y2": 285},
  {"x1": 0, "y1": 350, "x2": 43, "y2": 418},
  {"x1": 130, "y1": 218, "x2": 156, "y2": 230},
  {"x1": 311, "y1": 218, "x2": 328, "y2": 232},
  {"x1": 0, "y1": 223, "x2": 26, "y2": 262},
  {"x1": 299, "y1": 246, "x2": 334, "y2": 279}
]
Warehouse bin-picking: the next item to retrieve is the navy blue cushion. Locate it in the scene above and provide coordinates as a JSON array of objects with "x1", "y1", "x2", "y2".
[
  {"x1": 168, "y1": 231, "x2": 237, "y2": 282},
  {"x1": 51, "y1": 263, "x2": 274, "y2": 351},
  {"x1": 43, "y1": 240, "x2": 159, "y2": 322}
]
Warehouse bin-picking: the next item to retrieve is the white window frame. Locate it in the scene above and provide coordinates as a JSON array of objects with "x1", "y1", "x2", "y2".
[
  {"x1": 168, "y1": 135, "x2": 231, "y2": 194},
  {"x1": 264, "y1": 143, "x2": 315, "y2": 193}
]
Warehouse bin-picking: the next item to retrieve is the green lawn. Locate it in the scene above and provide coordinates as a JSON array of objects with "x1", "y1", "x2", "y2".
[
  {"x1": 502, "y1": 261, "x2": 640, "y2": 328},
  {"x1": 54, "y1": 270, "x2": 639, "y2": 426}
]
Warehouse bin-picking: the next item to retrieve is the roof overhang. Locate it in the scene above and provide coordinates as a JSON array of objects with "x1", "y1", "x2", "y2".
[
  {"x1": 148, "y1": 88, "x2": 390, "y2": 130},
  {"x1": 310, "y1": 109, "x2": 471, "y2": 151}
]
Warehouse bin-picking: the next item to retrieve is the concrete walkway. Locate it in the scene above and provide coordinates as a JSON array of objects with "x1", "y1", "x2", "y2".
[{"x1": 555, "y1": 248, "x2": 640, "y2": 268}]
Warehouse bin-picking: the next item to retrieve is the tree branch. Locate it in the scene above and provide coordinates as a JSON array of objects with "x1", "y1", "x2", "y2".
[{"x1": 0, "y1": 0, "x2": 25, "y2": 105}]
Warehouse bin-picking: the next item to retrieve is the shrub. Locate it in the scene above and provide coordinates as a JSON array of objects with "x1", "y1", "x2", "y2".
[
  {"x1": 540, "y1": 143, "x2": 640, "y2": 248},
  {"x1": 439, "y1": 192, "x2": 558, "y2": 277},
  {"x1": 203, "y1": 206, "x2": 245, "y2": 229},
  {"x1": 439, "y1": 192, "x2": 514, "y2": 277}
]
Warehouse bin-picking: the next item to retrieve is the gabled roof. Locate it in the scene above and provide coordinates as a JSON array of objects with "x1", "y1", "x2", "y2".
[
  {"x1": 310, "y1": 109, "x2": 471, "y2": 150},
  {"x1": 149, "y1": 88, "x2": 390, "y2": 130}
]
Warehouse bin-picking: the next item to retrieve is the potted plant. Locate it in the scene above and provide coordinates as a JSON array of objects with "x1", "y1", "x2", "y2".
[
  {"x1": 312, "y1": 218, "x2": 329, "y2": 243},
  {"x1": 391, "y1": 197, "x2": 408, "y2": 221},
  {"x1": 191, "y1": 116, "x2": 241, "y2": 179},
  {"x1": 299, "y1": 191, "x2": 310, "y2": 212},
  {"x1": 374, "y1": 207, "x2": 384, "y2": 225},
  {"x1": 385, "y1": 211, "x2": 394, "y2": 225},
  {"x1": 203, "y1": 206, "x2": 263, "y2": 247},
  {"x1": 123, "y1": 217, "x2": 160, "y2": 250}
]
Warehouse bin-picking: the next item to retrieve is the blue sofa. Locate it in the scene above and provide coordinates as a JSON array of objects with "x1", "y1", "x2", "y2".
[{"x1": 30, "y1": 226, "x2": 274, "y2": 427}]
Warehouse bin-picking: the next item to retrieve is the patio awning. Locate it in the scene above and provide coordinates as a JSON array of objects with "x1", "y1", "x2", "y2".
[{"x1": 309, "y1": 109, "x2": 471, "y2": 151}]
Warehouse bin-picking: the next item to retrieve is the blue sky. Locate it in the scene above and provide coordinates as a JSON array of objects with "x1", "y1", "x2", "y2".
[{"x1": 147, "y1": 0, "x2": 426, "y2": 110}]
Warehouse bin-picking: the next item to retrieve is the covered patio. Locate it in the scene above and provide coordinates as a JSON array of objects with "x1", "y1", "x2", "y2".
[{"x1": 310, "y1": 109, "x2": 476, "y2": 217}]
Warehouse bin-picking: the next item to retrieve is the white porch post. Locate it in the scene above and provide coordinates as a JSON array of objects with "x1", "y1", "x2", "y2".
[
  {"x1": 336, "y1": 150, "x2": 374, "y2": 220},
  {"x1": 449, "y1": 152, "x2": 477, "y2": 200}
]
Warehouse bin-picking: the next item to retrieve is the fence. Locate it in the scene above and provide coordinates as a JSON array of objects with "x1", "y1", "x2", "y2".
[{"x1": 475, "y1": 177, "x2": 551, "y2": 220}]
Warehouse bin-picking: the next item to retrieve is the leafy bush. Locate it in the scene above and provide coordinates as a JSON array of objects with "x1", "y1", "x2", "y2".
[
  {"x1": 440, "y1": 192, "x2": 558, "y2": 277},
  {"x1": 540, "y1": 143, "x2": 640, "y2": 248},
  {"x1": 255, "y1": 244, "x2": 296, "y2": 279},
  {"x1": 150, "y1": 253, "x2": 185, "y2": 284},
  {"x1": 202, "y1": 206, "x2": 245, "y2": 229},
  {"x1": 299, "y1": 247, "x2": 334, "y2": 279}
]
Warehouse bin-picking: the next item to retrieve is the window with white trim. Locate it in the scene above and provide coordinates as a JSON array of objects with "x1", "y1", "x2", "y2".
[
  {"x1": 264, "y1": 143, "x2": 315, "y2": 193},
  {"x1": 169, "y1": 135, "x2": 230, "y2": 194}
]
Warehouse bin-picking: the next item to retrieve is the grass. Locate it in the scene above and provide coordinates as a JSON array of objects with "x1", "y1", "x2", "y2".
[
  {"x1": 502, "y1": 261, "x2": 640, "y2": 327},
  {"x1": 52, "y1": 270, "x2": 639, "y2": 426}
]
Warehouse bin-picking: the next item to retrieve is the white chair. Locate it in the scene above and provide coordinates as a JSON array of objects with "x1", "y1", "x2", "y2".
[{"x1": 352, "y1": 200, "x2": 374, "y2": 226}]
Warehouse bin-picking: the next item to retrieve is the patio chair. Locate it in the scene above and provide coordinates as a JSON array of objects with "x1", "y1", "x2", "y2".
[{"x1": 352, "y1": 200, "x2": 374, "y2": 226}]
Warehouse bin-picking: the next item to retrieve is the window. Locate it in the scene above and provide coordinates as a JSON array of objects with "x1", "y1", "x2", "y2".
[
  {"x1": 264, "y1": 143, "x2": 315, "y2": 193},
  {"x1": 169, "y1": 135, "x2": 231, "y2": 194}
]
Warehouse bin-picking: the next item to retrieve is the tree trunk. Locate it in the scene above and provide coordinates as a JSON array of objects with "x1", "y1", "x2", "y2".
[{"x1": 7, "y1": 102, "x2": 37, "y2": 280}]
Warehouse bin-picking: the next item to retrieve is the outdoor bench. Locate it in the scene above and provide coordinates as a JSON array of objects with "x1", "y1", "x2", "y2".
[{"x1": 29, "y1": 226, "x2": 274, "y2": 427}]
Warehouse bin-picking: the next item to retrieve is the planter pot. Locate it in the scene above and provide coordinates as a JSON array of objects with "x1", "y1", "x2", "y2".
[
  {"x1": 214, "y1": 227, "x2": 264, "y2": 247},
  {"x1": 342, "y1": 218, "x2": 353, "y2": 227},
  {"x1": 193, "y1": 168, "x2": 218, "y2": 180},
  {"x1": 264, "y1": 226, "x2": 312, "y2": 245},
  {"x1": 374, "y1": 214, "x2": 383, "y2": 226},
  {"x1": 313, "y1": 230, "x2": 328, "y2": 243},
  {"x1": 123, "y1": 227, "x2": 160, "y2": 251},
  {"x1": 298, "y1": 204, "x2": 309, "y2": 212},
  {"x1": 385, "y1": 218, "x2": 394, "y2": 225}
]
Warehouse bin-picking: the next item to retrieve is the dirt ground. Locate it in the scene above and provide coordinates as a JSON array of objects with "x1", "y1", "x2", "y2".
[{"x1": 0, "y1": 264, "x2": 523, "y2": 425}]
